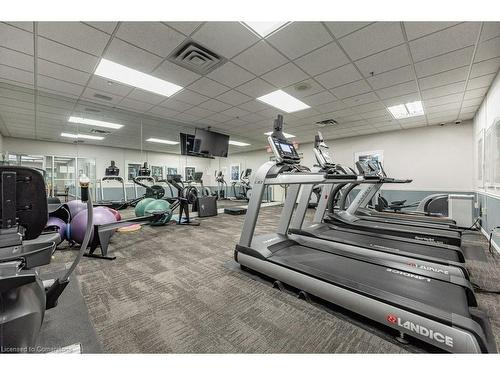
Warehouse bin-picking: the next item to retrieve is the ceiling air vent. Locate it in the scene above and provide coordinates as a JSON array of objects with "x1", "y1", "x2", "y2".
[
  {"x1": 93, "y1": 93, "x2": 113, "y2": 101},
  {"x1": 90, "y1": 129, "x2": 111, "y2": 135},
  {"x1": 316, "y1": 118, "x2": 338, "y2": 127},
  {"x1": 167, "y1": 40, "x2": 227, "y2": 75}
]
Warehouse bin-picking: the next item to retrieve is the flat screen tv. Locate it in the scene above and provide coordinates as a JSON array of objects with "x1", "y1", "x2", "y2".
[{"x1": 193, "y1": 129, "x2": 229, "y2": 157}]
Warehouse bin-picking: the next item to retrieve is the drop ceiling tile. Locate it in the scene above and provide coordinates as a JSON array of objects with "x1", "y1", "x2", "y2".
[
  {"x1": 403, "y1": 22, "x2": 460, "y2": 41},
  {"x1": 170, "y1": 89, "x2": 209, "y2": 106},
  {"x1": 466, "y1": 73, "x2": 496, "y2": 90},
  {"x1": 38, "y1": 38, "x2": 99, "y2": 73},
  {"x1": 164, "y1": 22, "x2": 202, "y2": 36},
  {"x1": 315, "y1": 63, "x2": 362, "y2": 89},
  {"x1": 474, "y1": 37, "x2": 500, "y2": 62},
  {"x1": 37, "y1": 59, "x2": 90, "y2": 85},
  {"x1": 382, "y1": 93, "x2": 421, "y2": 107},
  {"x1": 294, "y1": 42, "x2": 349, "y2": 77},
  {"x1": 302, "y1": 91, "x2": 336, "y2": 106},
  {"x1": 5, "y1": 22, "x2": 33, "y2": 33},
  {"x1": 342, "y1": 92, "x2": 379, "y2": 106},
  {"x1": 424, "y1": 93, "x2": 463, "y2": 107},
  {"x1": 0, "y1": 23, "x2": 33, "y2": 55},
  {"x1": 206, "y1": 61, "x2": 255, "y2": 88},
  {"x1": 216, "y1": 90, "x2": 252, "y2": 106},
  {"x1": 187, "y1": 77, "x2": 229, "y2": 97},
  {"x1": 409, "y1": 22, "x2": 481, "y2": 62},
  {"x1": 462, "y1": 97, "x2": 483, "y2": 108},
  {"x1": 198, "y1": 99, "x2": 232, "y2": 112},
  {"x1": 37, "y1": 75, "x2": 84, "y2": 97},
  {"x1": 159, "y1": 98, "x2": 193, "y2": 112},
  {"x1": 192, "y1": 22, "x2": 259, "y2": 59},
  {"x1": 376, "y1": 81, "x2": 418, "y2": 99},
  {"x1": 426, "y1": 103, "x2": 461, "y2": 114},
  {"x1": 87, "y1": 76, "x2": 134, "y2": 97},
  {"x1": 314, "y1": 100, "x2": 348, "y2": 114},
  {"x1": 38, "y1": 22, "x2": 110, "y2": 56},
  {"x1": 116, "y1": 22, "x2": 185, "y2": 57},
  {"x1": 283, "y1": 79, "x2": 324, "y2": 98},
  {"x1": 350, "y1": 101, "x2": 386, "y2": 114},
  {"x1": 117, "y1": 97, "x2": 155, "y2": 113},
  {"x1": 418, "y1": 66, "x2": 469, "y2": 90},
  {"x1": 267, "y1": 22, "x2": 332, "y2": 60},
  {"x1": 480, "y1": 22, "x2": 500, "y2": 42},
  {"x1": 414, "y1": 46, "x2": 474, "y2": 78},
  {"x1": 470, "y1": 57, "x2": 500, "y2": 78},
  {"x1": 221, "y1": 107, "x2": 249, "y2": 118},
  {"x1": 331, "y1": 80, "x2": 371, "y2": 99},
  {"x1": 153, "y1": 60, "x2": 201, "y2": 87},
  {"x1": 238, "y1": 112, "x2": 267, "y2": 123},
  {"x1": 174, "y1": 112, "x2": 199, "y2": 123},
  {"x1": 360, "y1": 109, "x2": 392, "y2": 120},
  {"x1": 323, "y1": 22, "x2": 371, "y2": 38},
  {"x1": 206, "y1": 112, "x2": 232, "y2": 123},
  {"x1": 84, "y1": 22, "x2": 117, "y2": 34},
  {"x1": 236, "y1": 78, "x2": 275, "y2": 98},
  {"x1": 81, "y1": 87, "x2": 124, "y2": 105},
  {"x1": 104, "y1": 38, "x2": 163, "y2": 72},
  {"x1": 0, "y1": 47, "x2": 34, "y2": 71},
  {"x1": 338, "y1": 22, "x2": 404, "y2": 61},
  {"x1": 126, "y1": 88, "x2": 167, "y2": 105},
  {"x1": 354, "y1": 44, "x2": 411, "y2": 78},
  {"x1": 367, "y1": 65, "x2": 413, "y2": 90},
  {"x1": 261, "y1": 63, "x2": 309, "y2": 88},
  {"x1": 238, "y1": 99, "x2": 270, "y2": 112},
  {"x1": 183, "y1": 106, "x2": 215, "y2": 118},
  {"x1": 463, "y1": 87, "x2": 489, "y2": 101},
  {"x1": 232, "y1": 41, "x2": 288, "y2": 75},
  {"x1": 421, "y1": 81, "x2": 465, "y2": 99}
]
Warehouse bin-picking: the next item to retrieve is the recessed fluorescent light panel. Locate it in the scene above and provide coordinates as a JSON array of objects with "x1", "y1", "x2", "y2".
[
  {"x1": 264, "y1": 131, "x2": 296, "y2": 139},
  {"x1": 257, "y1": 90, "x2": 310, "y2": 113},
  {"x1": 229, "y1": 140, "x2": 250, "y2": 146},
  {"x1": 388, "y1": 101, "x2": 424, "y2": 119},
  {"x1": 146, "y1": 138, "x2": 179, "y2": 145},
  {"x1": 61, "y1": 132, "x2": 104, "y2": 140},
  {"x1": 241, "y1": 22, "x2": 290, "y2": 37},
  {"x1": 68, "y1": 116, "x2": 123, "y2": 129},
  {"x1": 95, "y1": 59, "x2": 183, "y2": 97}
]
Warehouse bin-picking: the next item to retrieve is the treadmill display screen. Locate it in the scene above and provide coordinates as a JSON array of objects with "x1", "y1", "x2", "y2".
[
  {"x1": 272, "y1": 138, "x2": 300, "y2": 163},
  {"x1": 280, "y1": 143, "x2": 292, "y2": 153}
]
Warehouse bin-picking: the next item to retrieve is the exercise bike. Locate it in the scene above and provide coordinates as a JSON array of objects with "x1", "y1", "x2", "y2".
[{"x1": 0, "y1": 167, "x2": 93, "y2": 353}]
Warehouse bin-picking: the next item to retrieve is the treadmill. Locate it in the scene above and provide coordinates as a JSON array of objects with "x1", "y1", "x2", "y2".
[
  {"x1": 288, "y1": 133, "x2": 466, "y2": 266},
  {"x1": 353, "y1": 161, "x2": 457, "y2": 225},
  {"x1": 346, "y1": 161, "x2": 459, "y2": 231},
  {"x1": 234, "y1": 115, "x2": 496, "y2": 353}
]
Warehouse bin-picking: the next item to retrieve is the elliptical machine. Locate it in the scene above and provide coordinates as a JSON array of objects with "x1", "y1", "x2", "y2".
[
  {"x1": 0, "y1": 166, "x2": 93, "y2": 352},
  {"x1": 231, "y1": 169, "x2": 252, "y2": 201}
]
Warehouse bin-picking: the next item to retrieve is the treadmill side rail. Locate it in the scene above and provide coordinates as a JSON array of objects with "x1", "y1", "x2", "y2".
[{"x1": 236, "y1": 252, "x2": 492, "y2": 353}]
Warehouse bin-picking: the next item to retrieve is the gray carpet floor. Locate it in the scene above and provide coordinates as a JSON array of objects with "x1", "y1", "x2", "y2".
[{"x1": 45, "y1": 206, "x2": 500, "y2": 353}]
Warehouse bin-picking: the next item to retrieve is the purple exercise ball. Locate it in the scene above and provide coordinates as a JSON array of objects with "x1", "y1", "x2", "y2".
[
  {"x1": 66, "y1": 199, "x2": 87, "y2": 220},
  {"x1": 70, "y1": 207, "x2": 117, "y2": 244},
  {"x1": 45, "y1": 216, "x2": 67, "y2": 241}
]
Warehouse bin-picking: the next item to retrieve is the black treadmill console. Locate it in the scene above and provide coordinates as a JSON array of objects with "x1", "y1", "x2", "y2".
[
  {"x1": 270, "y1": 137, "x2": 300, "y2": 164},
  {"x1": 138, "y1": 162, "x2": 151, "y2": 177},
  {"x1": 105, "y1": 161, "x2": 120, "y2": 176}
]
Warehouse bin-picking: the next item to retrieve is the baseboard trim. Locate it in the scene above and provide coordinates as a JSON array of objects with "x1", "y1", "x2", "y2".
[{"x1": 480, "y1": 227, "x2": 500, "y2": 254}]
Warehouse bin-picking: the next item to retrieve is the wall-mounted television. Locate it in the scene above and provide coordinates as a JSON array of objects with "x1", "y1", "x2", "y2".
[
  {"x1": 193, "y1": 129, "x2": 229, "y2": 158},
  {"x1": 180, "y1": 133, "x2": 195, "y2": 156}
]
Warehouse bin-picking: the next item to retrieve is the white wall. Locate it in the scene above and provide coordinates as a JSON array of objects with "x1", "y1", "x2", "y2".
[
  {"x1": 212, "y1": 122, "x2": 474, "y2": 192},
  {"x1": 0, "y1": 132, "x2": 3, "y2": 154},
  {"x1": 2, "y1": 137, "x2": 213, "y2": 183}
]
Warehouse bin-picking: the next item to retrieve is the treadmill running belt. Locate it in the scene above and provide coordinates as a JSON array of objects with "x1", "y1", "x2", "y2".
[
  {"x1": 269, "y1": 244, "x2": 470, "y2": 318},
  {"x1": 294, "y1": 224, "x2": 463, "y2": 263}
]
